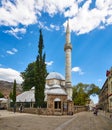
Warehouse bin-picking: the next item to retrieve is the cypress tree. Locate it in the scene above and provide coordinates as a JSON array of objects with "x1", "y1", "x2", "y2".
[
  {"x1": 9, "y1": 91, "x2": 13, "y2": 100},
  {"x1": 35, "y1": 29, "x2": 47, "y2": 107},
  {"x1": 12, "y1": 79, "x2": 16, "y2": 105}
]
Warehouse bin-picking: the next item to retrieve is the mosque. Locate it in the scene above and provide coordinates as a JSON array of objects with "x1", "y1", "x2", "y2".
[{"x1": 16, "y1": 21, "x2": 74, "y2": 115}]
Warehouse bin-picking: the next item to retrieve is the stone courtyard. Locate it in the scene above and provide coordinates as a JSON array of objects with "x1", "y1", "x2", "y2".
[{"x1": 0, "y1": 110, "x2": 112, "y2": 130}]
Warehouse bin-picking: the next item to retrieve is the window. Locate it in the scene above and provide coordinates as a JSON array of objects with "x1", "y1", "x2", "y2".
[
  {"x1": 54, "y1": 101, "x2": 61, "y2": 109},
  {"x1": 63, "y1": 102, "x2": 68, "y2": 111}
]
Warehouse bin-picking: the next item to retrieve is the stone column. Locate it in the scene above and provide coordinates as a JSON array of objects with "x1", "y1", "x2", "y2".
[{"x1": 64, "y1": 21, "x2": 72, "y2": 99}]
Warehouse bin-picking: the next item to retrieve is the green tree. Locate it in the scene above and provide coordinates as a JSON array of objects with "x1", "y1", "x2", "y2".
[
  {"x1": 12, "y1": 79, "x2": 16, "y2": 105},
  {"x1": 21, "y1": 62, "x2": 36, "y2": 91},
  {"x1": 9, "y1": 91, "x2": 13, "y2": 100},
  {"x1": 35, "y1": 29, "x2": 47, "y2": 107},
  {"x1": 73, "y1": 83, "x2": 89, "y2": 105},
  {"x1": 73, "y1": 83, "x2": 100, "y2": 105},
  {"x1": 0, "y1": 91, "x2": 4, "y2": 98},
  {"x1": 87, "y1": 84, "x2": 100, "y2": 96}
]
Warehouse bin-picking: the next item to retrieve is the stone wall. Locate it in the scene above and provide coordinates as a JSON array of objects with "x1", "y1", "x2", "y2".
[
  {"x1": 74, "y1": 105, "x2": 87, "y2": 113},
  {"x1": 8, "y1": 105, "x2": 87, "y2": 115},
  {"x1": 8, "y1": 107, "x2": 54, "y2": 115},
  {"x1": 47, "y1": 94, "x2": 67, "y2": 114}
]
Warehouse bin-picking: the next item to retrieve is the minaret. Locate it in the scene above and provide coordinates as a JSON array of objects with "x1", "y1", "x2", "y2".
[{"x1": 64, "y1": 21, "x2": 72, "y2": 99}]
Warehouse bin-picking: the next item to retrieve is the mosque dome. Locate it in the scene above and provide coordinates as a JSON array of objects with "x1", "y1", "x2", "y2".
[{"x1": 46, "y1": 72, "x2": 65, "y2": 80}]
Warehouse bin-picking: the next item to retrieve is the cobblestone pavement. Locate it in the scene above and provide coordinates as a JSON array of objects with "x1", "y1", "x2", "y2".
[
  {"x1": 61, "y1": 111, "x2": 112, "y2": 130},
  {"x1": 0, "y1": 110, "x2": 72, "y2": 130},
  {"x1": 0, "y1": 110, "x2": 112, "y2": 130}
]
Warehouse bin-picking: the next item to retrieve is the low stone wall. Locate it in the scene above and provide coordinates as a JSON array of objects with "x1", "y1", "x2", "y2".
[
  {"x1": 8, "y1": 107, "x2": 55, "y2": 115},
  {"x1": 23, "y1": 108, "x2": 38, "y2": 114},
  {"x1": 23, "y1": 106, "x2": 87, "y2": 115},
  {"x1": 99, "y1": 110, "x2": 112, "y2": 120},
  {"x1": 26, "y1": 108, "x2": 64, "y2": 115},
  {"x1": 74, "y1": 106, "x2": 87, "y2": 113},
  {"x1": 8, "y1": 105, "x2": 87, "y2": 115}
]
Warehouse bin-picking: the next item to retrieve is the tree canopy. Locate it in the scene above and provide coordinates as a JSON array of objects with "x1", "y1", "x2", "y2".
[
  {"x1": 73, "y1": 83, "x2": 100, "y2": 105},
  {"x1": 35, "y1": 29, "x2": 47, "y2": 107},
  {"x1": 12, "y1": 79, "x2": 16, "y2": 105},
  {"x1": 0, "y1": 91, "x2": 4, "y2": 98},
  {"x1": 21, "y1": 62, "x2": 36, "y2": 91},
  {"x1": 20, "y1": 30, "x2": 47, "y2": 107}
]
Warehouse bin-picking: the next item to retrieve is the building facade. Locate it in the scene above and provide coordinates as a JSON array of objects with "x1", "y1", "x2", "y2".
[
  {"x1": 107, "y1": 68, "x2": 112, "y2": 112},
  {"x1": 99, "y1": 67, "x2": 112, "y2": 112},
  {"x1": 45, "y1": 72, "x2": 73, "y2": 115}
]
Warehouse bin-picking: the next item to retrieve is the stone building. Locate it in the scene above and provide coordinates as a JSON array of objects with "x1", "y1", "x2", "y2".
[
  {"x1": 44, "y1": 71, "x2": 73, "y2": 115},
  {"x1": 99, "y1": 67, "x2": 112, "y2": 112},
  {"x1": 16, "y1": 21, "x2": 74, "y2": 115}
]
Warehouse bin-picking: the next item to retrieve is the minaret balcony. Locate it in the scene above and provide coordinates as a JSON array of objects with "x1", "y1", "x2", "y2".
[{"x1": 64, "y1": 43, "x2": 72, "y2": 51}]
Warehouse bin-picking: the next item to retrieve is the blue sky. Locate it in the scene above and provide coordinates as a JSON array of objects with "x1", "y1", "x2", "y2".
[{"x1": 0, "y1": 0, "x2": 112, "y2": 103}]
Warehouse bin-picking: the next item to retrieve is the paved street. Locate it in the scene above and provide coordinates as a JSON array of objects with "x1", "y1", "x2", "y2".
[
  {"x1": 0, "y1": 110, "x2": 112, "y2": 130},
  {"x1": 61, "y1": 111, "x2": 112, "y2": 130}
]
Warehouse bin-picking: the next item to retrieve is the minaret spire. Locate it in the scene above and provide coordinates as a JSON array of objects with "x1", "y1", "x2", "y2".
[
  {"x1": 64, "y1": 20, "x2": 72, "y2": 99},
  {"x1": 66, "y1": 20, "x2": 71, "y2": 44}
]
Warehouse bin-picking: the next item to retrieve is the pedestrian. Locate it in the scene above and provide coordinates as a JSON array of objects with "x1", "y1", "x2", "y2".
[
  {"x1": 19, "y1": 104, "x2": 23, "y2": 113},
  {"x1": 94, "y1": 107, "x2": 98, "y2": 116},
  {"x1": 13, "y1": 104, "x2": 16, "y2": 113}
]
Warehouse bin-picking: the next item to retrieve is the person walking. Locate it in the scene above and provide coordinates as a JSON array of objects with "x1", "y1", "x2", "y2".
[
  {"x1": 19, "y1": 104, "x2": 23, "y2": 113},
  {"x1": 94, "y1": 107, "x2": 98, "y2": 116},
  {"x1": 13, "y1": 104, "x2": 16, "y2": 113}
]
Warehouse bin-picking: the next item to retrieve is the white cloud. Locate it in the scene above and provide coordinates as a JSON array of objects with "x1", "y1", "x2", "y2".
[
  {"x1": 72, "y1": 66, "x2": 84, "y2": 75},
  {"x1": 64, "y1": 2, "x2": 78, "y2": 18},
  {"x1": 6, "y1": 50, "x2": 15, "y2": 55},
  {"x1": 63, "y1": 0, "x2": 112, "y2": 34},
  {"x1": 0, "y1": 68, "x2": 23, "y2": 83},
  {"x1": 38, "y1": 21, "x2": 51, "y2": 31},
  {"x1": 12, "y1": 48, "x2": 18, "y2": 53},
  {"x1": 0, "y1": 0, "x2": 112, "y2": 35},
  {"x1": 37, "y1": 0, "x2": 112, "y2": 34},
  {"x1": 50, "y1": 24, "x2": 60, "y2": 31},
  {"x1": 4, "y1": 27, "x2": 26, "y2": 39},
  {"x1": 77, "y1": 0, "x2": 84, "y2": 3},
  {"x1": 45, "y1": 61, "x2": 54, "y2": 66},
  {"x1": 0, "y1": 0, "x2": 37, "y2": 26},
  {"x1": 6, "y1": 48, "x2": 18, "y2": 55},
  {"x1": 35, "y1": 0, "x2": 74, "y2": 16}
]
